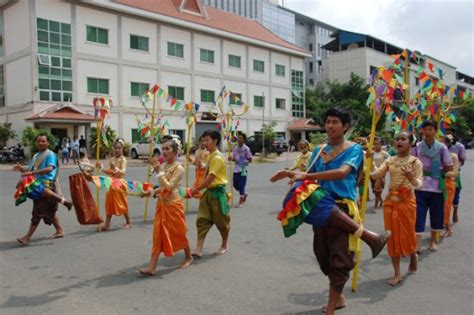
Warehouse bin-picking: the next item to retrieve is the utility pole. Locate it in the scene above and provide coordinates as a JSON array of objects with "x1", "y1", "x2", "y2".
[{"x1": 261, "y1": 91, "x2": 265, "y2": 157}]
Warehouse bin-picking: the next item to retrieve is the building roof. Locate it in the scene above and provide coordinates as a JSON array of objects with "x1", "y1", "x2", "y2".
[
  {"x1": 26, "y1": 104, "x2": 96, "y2": 122},
  {"x1": 110, "y1": 0, "x2": 309, "y2": 55},
  {"x1": 288, "y1": 118, "x2": 322, "y2": 131}
]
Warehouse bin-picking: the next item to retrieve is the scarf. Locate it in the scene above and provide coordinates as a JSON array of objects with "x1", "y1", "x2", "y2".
[{"x1": 420, "y1": 140, "x2": 443, "y2": 179}]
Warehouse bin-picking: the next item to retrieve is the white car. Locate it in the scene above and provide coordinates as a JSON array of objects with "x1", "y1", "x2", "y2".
[{"x1": 130, "y1": 140, "x2": 162, "y2": 159}]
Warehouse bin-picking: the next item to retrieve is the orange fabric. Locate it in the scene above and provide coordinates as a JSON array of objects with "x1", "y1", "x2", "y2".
[
  {"x1": 383, "y1": 188, "x2": 417, "y2": 257},
  {"x1": 444, "y1": 178, "x2": 456, "y2": 226},
  {"x1": 152, "y1": 193, "x2": 189, "y2": 256},
  {"x1": 105, "y1": 182, "x2": 128, "y2": 216},
  {"x1": 191, "y1": 167, "x2": 206, "y2": 198}
]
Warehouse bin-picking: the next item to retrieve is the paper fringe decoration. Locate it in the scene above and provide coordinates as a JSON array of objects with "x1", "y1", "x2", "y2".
[{"x1": 91, "y1": 176, "x2": 155, "y2": 196}]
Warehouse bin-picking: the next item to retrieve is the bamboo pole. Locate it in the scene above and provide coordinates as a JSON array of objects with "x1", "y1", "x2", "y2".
[
  {"x1": 351, "y1": 104, "x2": 379, "y2": 292},
  {"x1": 227, "y1": 114, "x2": 234, "y2": 207},
  {"x1": 143, "y1": 94, "x2": 157, "y2": 222},
  {"x1": 95, "y1": 120, "x2": 102, "y2": 232},
  {"x1": 185, "y1": 122, "x2": 192, "y2": 212}
]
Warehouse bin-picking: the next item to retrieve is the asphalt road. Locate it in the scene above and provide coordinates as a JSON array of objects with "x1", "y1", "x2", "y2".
[{"x1": 0, "y1": 153, "x2": 473, "y2": 314}]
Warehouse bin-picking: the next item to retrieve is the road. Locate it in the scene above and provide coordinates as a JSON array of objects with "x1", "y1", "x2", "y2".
[{"x1": 0, "y1": 153, "x2": 473, "y2": 314}]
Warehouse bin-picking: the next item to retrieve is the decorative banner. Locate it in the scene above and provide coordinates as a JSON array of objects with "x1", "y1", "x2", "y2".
[{"x1": 91, "y1": 176, "x2": 155, "y2": 197}]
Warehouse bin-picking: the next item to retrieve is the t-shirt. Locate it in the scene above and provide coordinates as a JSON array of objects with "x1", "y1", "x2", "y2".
[
  {"x1": 308, "y1": 143, "x2": 363, "y2": 201},
  {"x1": 71, "y1": 140, "x2": 80, "y2": 151},
  {"x1": 207, "y1": 150, "x2": 227, "y2": 187},
  {"x1": 232, "y1": 144, "x2": 252, "y2": 173},
  {"x1": 28, "y1": 150, "x2": 58, "y2": 181}
]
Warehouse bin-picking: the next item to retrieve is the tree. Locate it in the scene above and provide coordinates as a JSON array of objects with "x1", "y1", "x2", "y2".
[
  {"x1": 451, "y1": 97, "x2": 474, "y2": 140},
  {"x1": 306, "y1": 73, "x2": 384, "y2": 136},
  {"x1": 261, "y1": 120, "x2": 277, "y2": 143},
  {"x1": 90, "y1": 126, "x2": 117, "y2": 158},
  {"x1": 21, "y1": 127, "x2": 56, "y2": 155},
  {"x1": 0, "y1": 123, "x2": 16, "y2": 148}
]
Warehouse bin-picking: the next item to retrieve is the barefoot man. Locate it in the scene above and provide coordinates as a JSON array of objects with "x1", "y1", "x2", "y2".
[
  {"x1": 13, "y1": 133, "x2": 72, "y2": 244},
  {"x1": 271, "y1": 108, "x2": 390, "y2": 315},
  {"x1": 191, "y1": 130, "x2": 230, "y2": 257}
]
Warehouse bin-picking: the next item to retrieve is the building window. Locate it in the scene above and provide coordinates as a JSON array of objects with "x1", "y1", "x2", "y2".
[
  {"x1": 200, "y1": 89, "x2": 215, "y2": 103},
  {"x1": 130, "y1": 34, "x2": 149, "y2": 52},
  {"x1": 291, "y1": 70, "x2": 304, "y2": 118},
  {"x1": 0, "y1": 65, "x2": 4, "y2": 107},
  {"x1": 275, "y1": 64, "x2": 285, "y2": 76},
  {"x1": 167, "y1": 42, "x2": 184, "y2": 58},
  {"x1": 230, "y1": 93, "x2": 242, "y2": 105},
  {"x1": 131, "y1": 82, "x2": 149, "y2": 97},
  {"x1": 87, "y1": 78, "x2": 109, "y2": 95},
  {"x1": 369, "y1": 65, "x2": 378, "y2": 76},
  {"x1": 254, "y1": 95, "x2": 264, "y2": 107},
  {"x1": 200, "y1": 48, "x2": 215, "y2": 64},
  {"x1": 0, "y1": 12, "x2": 4, "y2": 57},
  {"x1": 131, "y1": 128, "x2": 141, "y2": 143},
  {"x1": 317, "y1": 44, "x2": 321, "y2": 57},
  {"x1": 253, "y1": 59, "x2": 265, "y2": 73},
  {"x1": 309, "y1": 62, "x2": 313, "y2": 73},
  {"x1": 37, "y1": 18, "x2": 72, "y2": 102},
  {"x1": 309, "y1": 43, "x2": 313, "y2": 51},
  {"x1": 86, "y1": 25, "x2": 108, "y2": 45},
  {"x1": 229, "y1": 54, "x2": 241, "y2": 68},
  {"x1": 309, "y1": 79, "x2": 314, "y2": 85},
  {"x1": 415, "y1": 77, "x2": 419, "y2": 86},
  {"x1": 168, "y1": 86, "x2": 185, "y2": 100},
  {"x1": 275, "y1": 98, "x2": 285, "y2": 109}
]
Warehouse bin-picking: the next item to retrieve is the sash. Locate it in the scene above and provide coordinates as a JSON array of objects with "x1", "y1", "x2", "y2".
[{"x1": 320, "y1": 141, "x2": 355, "y2": 164}]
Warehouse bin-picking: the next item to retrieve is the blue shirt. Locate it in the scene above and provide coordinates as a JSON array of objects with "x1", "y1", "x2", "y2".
[
  {"x1": 28, "y1": 150, "x2": 58, "y2": 181},
  {"x1": 308, "y1": 143, "x2": 363, "y2": 201}
]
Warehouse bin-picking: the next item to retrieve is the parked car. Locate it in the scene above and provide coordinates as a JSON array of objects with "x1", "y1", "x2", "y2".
[
  {"x1": 465, "y1": 139, "x2": 474, "y2": 149},
  {"x1": 246, "y1": 135, "x2": 288, "y2": 155},
  {"x1": 130, "y1": 141, "x2": 162, "y2": 159}
]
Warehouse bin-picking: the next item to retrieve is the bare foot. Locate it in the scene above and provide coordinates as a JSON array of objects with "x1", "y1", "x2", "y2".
[
  {"x1": 214, "y1": 247, "x2": 228, "y2": 255},
  {"x1": 180, "y1": 257, "x2": 193, "y2": 269},
  {"x1": 321, "y1": 295, "x2": 346, "y2": 313},
  {"x1": 48, "y1": 232, "x2": 64, "y2": 239},
  {"x1": 123, "y1": 224, "x2": 132, "y2": 229},
  {"x1": 428, "y1": 243, "x2": 438, "y2": 252},
  {"x1": 138, "y1": 268, "x2": 156, "y2": 276},
  {"x1": 64, "y1": 200, "x2": 73, "y2": 211},
  {"x1": 100, "y1": 226, "x2": 110, "y2": 232},
  {"x1": 409, "y1": 253, "x2": 418, "y2": 273},
  {"x1": 243, "y1": 193, "x2": 248, "y2": 202},
  {"x1": 17, "y1": 237, "x2": 30, "y2": 245},
  {"x1": 386, "y1": 276, "x2": 401, "y2": 286},
  {"x1": 442, "y1": 230, "x2": 453, "y2": 238}
]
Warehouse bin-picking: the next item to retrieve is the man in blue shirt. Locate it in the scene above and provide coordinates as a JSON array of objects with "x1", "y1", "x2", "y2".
[
  {"x1": 13, "y1": 134, "x2": 72, "y2": 245},
  {"x1": 271, "y1": 108, "x2": 390, "y2": 314}
]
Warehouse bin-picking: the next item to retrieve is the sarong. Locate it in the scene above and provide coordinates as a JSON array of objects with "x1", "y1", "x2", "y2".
[
  {"x1": 69, "y1": 173, "x2": 104, "y2": 225},
  {"x1": 192, "y1": 167, "x2": 206, "y2": 198},
  {"x1": 14, "y1": 175, "x2": 49, "y2": 206},
  {"x1": 383, "y1": 188, "x2": 417, "y2": 257},
  {"x1": 444, "y1": 177, "x2": 456, "y2": 226},
  {"x1": 105, "y1": 184, "x2": 128, "y2": 216},
  {"x1": 152, "y1": 193, "x2": 189, "y2": 256}
]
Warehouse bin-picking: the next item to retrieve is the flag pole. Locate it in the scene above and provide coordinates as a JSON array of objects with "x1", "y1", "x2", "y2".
[
  {"x1": 143, "y1": 93, "x2": 157, "y2": 222},
  {"x1": 95, "y1": 118, "x2": 102, "y2": 232}
]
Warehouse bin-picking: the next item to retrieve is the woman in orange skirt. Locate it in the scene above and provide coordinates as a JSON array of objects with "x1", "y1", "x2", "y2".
[
  {"x1": 97, "y1": 139, "x2": 131, "y2": 230},
  {"x1": 188, "y1": 136, "x2": 209, "y2": 198},
  {"x1": 441, "y1": 135, "x2": 459, "y2": 238},
  {"x1": 139, "y1": 139, "x2": 193, "y2": 276},
  {"x1": 370, "y1": 132, "x2": 423, "y2": 286}
]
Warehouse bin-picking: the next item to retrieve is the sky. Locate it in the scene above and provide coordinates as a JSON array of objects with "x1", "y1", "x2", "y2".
[{"x1": 284, "y1": 0, "x2": 474, "y2": 76}]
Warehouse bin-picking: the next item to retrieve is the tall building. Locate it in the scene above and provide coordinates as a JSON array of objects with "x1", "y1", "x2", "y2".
[
  {"x1": 0, "y1": 0, "x2": 311, "y2": 148},
  {"x1": 203, "y1": 0, "x2": 338, "y2": 86}
]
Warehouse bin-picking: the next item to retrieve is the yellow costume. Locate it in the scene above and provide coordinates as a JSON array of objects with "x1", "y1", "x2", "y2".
[
  {"x1": 290, "y1": 151, "x2": 311, "y2": 171},
  {"x1": 191, "y1": 148, "x2": 209, "y2": 198},
  {"x1": 444, "y1": 153, "x2": 458, "y2": 226},
  {"x1": 371, "y1": 156, "x2": 423, "y2": 257},
  {"x1": 152, "y1": 161, "x2": 189, "y2": 256}
]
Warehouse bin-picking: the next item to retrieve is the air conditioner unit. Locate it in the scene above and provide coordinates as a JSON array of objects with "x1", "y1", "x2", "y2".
[{"x1": 37, "y1": 54, "x2": 51, "y2": 66}]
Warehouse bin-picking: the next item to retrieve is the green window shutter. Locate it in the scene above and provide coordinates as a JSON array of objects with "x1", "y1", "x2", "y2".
[
  {"x1": 40, "y1": 91, "x2": 50, "y2": 100},
  {"x1": 51, "y1": 79, "x2": 61, "y2": 90},
  {"x1": 61, "y1": 34, "x2": 71, "y2": 46},
  {"x1": 254, "y1": 60, "x2": 264, "y2": 72},
  {"x1": 254, "y1": 95, "x2": 264, "y2": 107},
  {"x1": 131, "y1": 129, "x2": 140, "y2": 143},
  {"x1": 52, "y1": 92, "x2": 61, "y2": 101},
  {"x1": 50, "y1": 32, "x2": 60, "y2": 44},
  {"x1": 39, "y1": 78, "x2": 50, "y2": 89},
  {"x1": 62, "y1": 69, "x2": 72, "y2": 79},
  {"x1": 177, "y1": 87, "x2": 184, "y2": 100},
  {"x1": 200, "y1": 49, "x2": 214, "y2": 63},
  {"x1": 86, "y1": 26, "x2": 97, "y2": 42},
  {"x1": 37, "y1": 18, "x2": 48, "y2": 30},
  {"x1": 62, "y1": 58, "x2": 71, "y2": 69},
  {"x1": 131, "y1": 82, "x2": 138, "y2": 96},
  {"x1": 276, "y1": 64, "x2": 285, "y2": 76},
  {"x1": 62, "y1": 80, "x2": 72, "y2": 91},
  {"x1": 98, "y1": 79, "x2": 109, "y2": 94},
  {"x1": 98, "y1": 28, "x2": 108, "y2": 44},
  {"x1": 167, "y1": 42, "x2": 174, "y2": 56},
  {"x1": 87, "y1": 78, "x2": 97, "y2": 93},
  {"x1": 49, "y1": 21, "x2": 60, "y2": 32},
  {"x1": 61, "y1": 23, "x2": 71, "y2": 34},
  {"x1": 130, "y1": 35, "x2": 139, "y2": 50},
  {"x1": 140, "y1": 37, "x2": 149, "y2": 51},
  {"x1": 37, "y1": 30, "x2": 48, "y2": 43}
]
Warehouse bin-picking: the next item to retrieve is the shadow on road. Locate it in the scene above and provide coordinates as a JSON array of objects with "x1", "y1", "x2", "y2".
[{"x1": 0, "y1": 239, "x2": 54, "y2": 252}]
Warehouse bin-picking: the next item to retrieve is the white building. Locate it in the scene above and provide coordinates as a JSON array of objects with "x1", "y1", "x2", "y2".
[{"x1": 0, "y1": 0, "x2": 310, "y2": 149}]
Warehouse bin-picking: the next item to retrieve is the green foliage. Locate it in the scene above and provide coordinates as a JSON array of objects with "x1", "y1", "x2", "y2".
[
  {"x1": 261, "y1": 120, "x2": 277, "y2": 143},
  {"x1": 308, "y1": 132, "x2": 326, "y2": 146},
  {"x1": 0, "y1": 123, "x2": 16, "y2": 148},
  {"x1": 122, "y1": 142, "x2": 131, "y2": 157},
  {"x1": 21, "y1": 127, "x2": 55, "y2": 155},
  {"x1": 306, "y1": 73, "x2": 384, "y2": 136},
  {"x1": 451, "y1": 97, "x2": 474, "y2": 139},
  {"x1": 90, "y1": 126, "x2": 117, "y2": 158}
]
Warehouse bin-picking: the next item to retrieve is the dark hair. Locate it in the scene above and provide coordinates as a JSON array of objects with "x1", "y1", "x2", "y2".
[
  {"x1": 79, "y1": 151, "x2": 86, "y2": 158},
  {"x1": 324, "y1": 107, "x2": 351, "y2": 126},
  {"x1": 397, "y1": 131, "x2": 414, "y2": 145},
  {"x1": 202, "y1": 130, "x2": 221, "y2": 145},
  {"x1": 421, "y1": 120, "x2": 438, "y2": 130},
  {"x1": 238, "y1": 132, "x2": 247, "y2": 141},
  {"x1": 162, "y1": 135, "x2": 173, "y2": 141},
  {"x1": 114, "y1": 138, "x2": 124, "y2": 148},
  {"x1": 163, "y1": 139, "x2": 179, "y2": 153},
  {"x1": 35, "y1": 133, "x2": 49, "y2": 141},
  {"x1": 373, "y1": 136, "x2": 382, "y2": 144}
]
